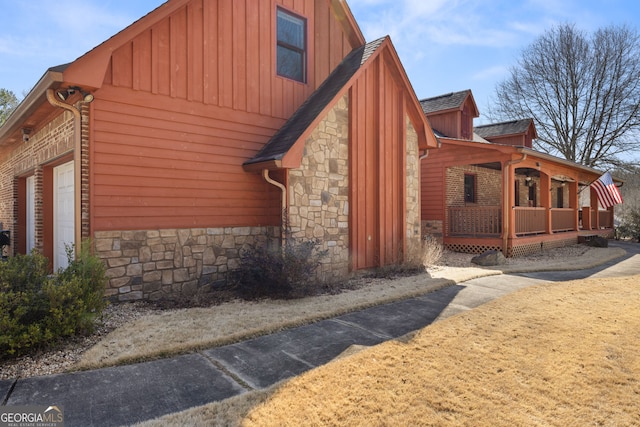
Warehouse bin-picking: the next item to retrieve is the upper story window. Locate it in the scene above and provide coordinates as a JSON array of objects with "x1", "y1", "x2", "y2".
[{"x1": 277, "y1": 8, "x2": 306, "y2": 83}]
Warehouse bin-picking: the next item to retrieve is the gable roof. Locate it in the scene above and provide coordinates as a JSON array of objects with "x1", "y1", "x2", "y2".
[
  {"x1": 1, "y1": 0, "x2": 365, "y2": 147},
  {"x1": 244, "y1": 38, "x2": 384, "y2": 168},
  {"x1": 244, "y1": 36, "x2": 437, "y2": 170},
  {"x1": 420, "y1": 90, "x2": 478, "y2": 116},
  {"x1": 474, "y1": 119, "x2": 537, "y2": 139}
]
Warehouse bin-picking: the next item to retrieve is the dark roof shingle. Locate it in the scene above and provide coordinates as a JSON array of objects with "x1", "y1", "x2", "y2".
[
  {"x1": 419, "y1": 90, "x2": 471, "y2": 114},
  {"x1": 244, "y1": 37, "x2": 386, "y2": 166},
  {"x1": 474, "y1": 119, "x2": 534, "y2": 138}
]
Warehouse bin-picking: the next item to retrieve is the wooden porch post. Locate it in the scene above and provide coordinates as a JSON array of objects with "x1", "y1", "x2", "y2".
[
  {"x1": 582, "y1": 206, "x2": 592, "y2": 230},
  {"x1": 590, "y1": 187, "x2": 600, "y2": 229},
  {"x1": 540, "y1": 172, "x2": 552, "y2": 234},
  {"x1": 502, "y1": 154, "x2": 526, "y2": 255},
  {"x1": 568, "y1": 181, "x2": 579, "y2": 231}
]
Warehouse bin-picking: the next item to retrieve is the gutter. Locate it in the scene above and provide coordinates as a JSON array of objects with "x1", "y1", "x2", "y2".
[
  {"x1": 262, "y1": 169, "x2": 287, "y2": 245},
  {"x1": 515, "y1": 147, "x2": 623, "y2": 184},
  {"x1": 419, "y1": 137, "x2": 443, "y2": 161},
  {"x1": 0, "y1": 68, "x2": 65, "y2": 144},
  {"x1": 46, "y1": 89, "x2": 83, "y2": 255}
]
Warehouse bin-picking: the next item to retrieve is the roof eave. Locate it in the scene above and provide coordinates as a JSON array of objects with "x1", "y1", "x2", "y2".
[
  {"x1": 0, "y1": 69, "x2": 64, "y2": 144},
  {"x1": 242, "y1": 159, "x2": 283, "y2": 173},
  {"x1": 328, "y1": 0, "x2": 366, "y2": 48},
  {"x1": 516, "y1": 147, "x2": 622, "y2": 183}
]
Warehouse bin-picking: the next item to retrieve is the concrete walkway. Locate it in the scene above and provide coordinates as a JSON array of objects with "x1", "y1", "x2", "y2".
[{"x1": 2, "y1": 240, "x2": 638, "y2": 427}]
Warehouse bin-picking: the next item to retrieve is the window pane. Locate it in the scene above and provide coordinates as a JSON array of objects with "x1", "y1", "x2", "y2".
[
  {"x1": 277, "y1": 46, "x2": 303, "y2": 81},
  {"x1": 464, "y1": 175, "x2": 475, "y2": 203},
  {"x1": 277, "y1": 10, "x2": 304, "y2": 49}
]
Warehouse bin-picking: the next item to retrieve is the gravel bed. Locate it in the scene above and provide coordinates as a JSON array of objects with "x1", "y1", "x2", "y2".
[
  {"x1": 0, "y1": 302, "x2": 156, "y2": 380},
  {"x1": 0, "y1": 244, "x2": 592, "y2": 380}
]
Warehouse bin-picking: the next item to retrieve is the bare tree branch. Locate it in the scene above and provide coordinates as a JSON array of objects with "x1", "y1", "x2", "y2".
[{"x1": 486, "y1": 24, "x2": 640, "y2": 169}]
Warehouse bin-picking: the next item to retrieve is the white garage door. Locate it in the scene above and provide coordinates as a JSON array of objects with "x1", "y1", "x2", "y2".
[
  {"x1": 54, "y1": 161, "x2": 75, "y2": 271},
  {"x1": 26, "y1": 175, "x2": 35, "y2": 253}
]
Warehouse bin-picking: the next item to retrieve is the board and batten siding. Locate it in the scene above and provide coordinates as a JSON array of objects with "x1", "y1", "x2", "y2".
[
  {"x1": 90, "y1": 0, "x2": 357, "y2": 231},
  {"x1": 349, "y1": 52, "x2": 409, "y2": 270}
]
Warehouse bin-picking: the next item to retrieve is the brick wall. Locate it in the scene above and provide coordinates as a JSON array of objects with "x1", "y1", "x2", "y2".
[
  {"x1": 446, "y1": 165, "x2": 502, "y2": 207},
  {"x1": 515, "y1": 177, "x2": 567, "y2": 208},
  {"x1": 0, "y1": 109, "x2": 76, "y2": 253}
]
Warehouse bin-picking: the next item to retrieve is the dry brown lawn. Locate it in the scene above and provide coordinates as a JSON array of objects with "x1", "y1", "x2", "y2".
[
  {"x1": 80, "y1": 246, "x2": 624, "y2": 371},
  {"x1": 136, "y1": 274, "x2": 640, "y2": 427}
]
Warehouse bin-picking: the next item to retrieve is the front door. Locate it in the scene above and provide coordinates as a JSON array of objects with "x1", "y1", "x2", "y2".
[{"x1": 54, "y1": 161, "x2": 74, "y2": 270}]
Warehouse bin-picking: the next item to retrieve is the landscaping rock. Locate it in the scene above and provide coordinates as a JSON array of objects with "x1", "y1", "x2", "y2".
[
  {"x1": 586, "y1": 236, "x2": 608, "y2": 248},
  {"x1": 471, "y1": 250, "x2": 506, "y2": 266}
]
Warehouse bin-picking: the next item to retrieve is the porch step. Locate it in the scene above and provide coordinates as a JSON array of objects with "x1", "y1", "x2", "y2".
[{"x1": 578, "y1": 234, "x2": 598, "y2": 243}]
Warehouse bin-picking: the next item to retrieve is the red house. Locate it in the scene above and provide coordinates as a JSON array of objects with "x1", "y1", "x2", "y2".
[
  {"x1": 421, "y1": 90, "x2": 620, "y2": 257},
  {"x1": 0, "y1": 0, "x2": 437, "y2": 300}
]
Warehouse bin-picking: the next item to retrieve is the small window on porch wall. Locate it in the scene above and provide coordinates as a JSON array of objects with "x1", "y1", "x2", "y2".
[
  {"x1": 528, "y1": 183, "x2": 537, "y2": 207},
  {"x1": 464, "y1": 174, "x2": 476, "y2": 203},
  {"x1": 557, "y1": 187, "x2": 564, "y2": 208},
  {"x1": 277, "y1": 8, "x2": 306, "y2": 83}
]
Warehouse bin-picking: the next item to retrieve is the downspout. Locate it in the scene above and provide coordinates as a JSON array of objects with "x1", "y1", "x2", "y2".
[
  {"x1": 262, "y1": 169, "x2": 287, "y2": 245},
  {"x1": 502, "y1": 153, "x2": 527, "y2": 256},
  {"x1": 420, "y1": 139, "x2": 442, "y2": 160},
  {"x1": 46, "y1": 89, "x2": 83, "y2": 256}
]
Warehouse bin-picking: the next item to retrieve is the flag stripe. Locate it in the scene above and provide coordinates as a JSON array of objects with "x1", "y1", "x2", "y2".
[{"x1": 591, "y1": 172, "x2": 623, "y2": 209}]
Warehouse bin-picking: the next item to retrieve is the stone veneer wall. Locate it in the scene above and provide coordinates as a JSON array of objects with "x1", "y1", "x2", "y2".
[
  {"x1": 287, "y1": 96, "x2": 424, "y2": 281},
  {"x1": 405, "y1": 118, "x2": 422, "y2": 250},
  {"x1": 288, "y1": 94, "x2": 350, "y2": 282},
  {"x1": 95, "y1": 226, "x2": 276, "y2": 301}
]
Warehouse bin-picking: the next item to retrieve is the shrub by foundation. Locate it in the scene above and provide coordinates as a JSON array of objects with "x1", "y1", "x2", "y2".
[
  {"x1": 370, "y1": 236, "x2": 443, "y2": 279},
  {"x1": 233, "y1": 237, "x2": 328, "y2": 299},
  {"x1": 0, "y1": 243, "x2": 107, "y2": 359}
]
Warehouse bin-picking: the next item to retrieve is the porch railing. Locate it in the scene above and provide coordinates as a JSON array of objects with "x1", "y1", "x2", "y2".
[
  {"x1": 448, "y1": 206, "x2": 610, "y2": 238},
  {"x1": 551, "y1": 208, "x2": 575, "y2": 232},
  {"x1": 599, "y1": 210, "x2": 613, "y2": 228},
  {"x1": 448, "y1": 206, "x2": 501, "y2": 236},
  {"x1": 515, "y1": 207, "x2": 546, "y2": 235}
]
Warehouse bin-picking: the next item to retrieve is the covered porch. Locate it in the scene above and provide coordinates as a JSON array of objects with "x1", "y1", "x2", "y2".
[{"x1": 442, "y1": 150, "x2": 617, "y2": 257}]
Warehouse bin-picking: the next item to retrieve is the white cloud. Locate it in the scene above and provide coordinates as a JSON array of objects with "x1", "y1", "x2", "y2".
[
  {"x1": 351, "y1": 0, "x2": 538, "y2": 50},
  {"x1": 472, "y1": 65, "x2": 510, "y2": 81}
]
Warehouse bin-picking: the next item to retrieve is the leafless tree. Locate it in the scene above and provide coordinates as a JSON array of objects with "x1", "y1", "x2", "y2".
[{"x1": 487, "y1": 24, "x2": 640, "y2": 170}]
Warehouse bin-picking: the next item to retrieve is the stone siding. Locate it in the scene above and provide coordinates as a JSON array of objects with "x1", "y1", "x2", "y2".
[
  {"x1": 405, "y1": 118, "x2": 422, "y2": 248},
  {"x1": 95, "y1": 226, "x2": 276, "y2": 301},
  {"x1": 288, "y1": 94, "x2": 350, "y2": 282}
]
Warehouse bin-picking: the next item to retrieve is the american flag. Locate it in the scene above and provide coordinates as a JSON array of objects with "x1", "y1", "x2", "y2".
[{"x1": 590, "y1": 172, "x2": 623, "y2": 208}]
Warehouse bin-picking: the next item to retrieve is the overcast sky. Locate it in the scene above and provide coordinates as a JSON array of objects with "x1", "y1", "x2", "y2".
[{"x1": 2, "y1": 0, "x2": 639, "y2": 126}]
